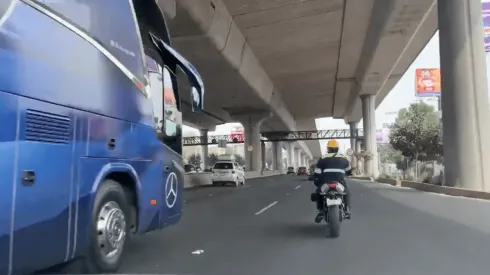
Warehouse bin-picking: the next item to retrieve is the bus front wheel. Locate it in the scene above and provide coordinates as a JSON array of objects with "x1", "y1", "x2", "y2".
[{"x1": 83, "y1": 179, "x2": 131, "y2": 273}]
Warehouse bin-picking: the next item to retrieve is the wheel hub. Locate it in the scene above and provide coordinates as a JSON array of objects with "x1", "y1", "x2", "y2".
[{"x1": 97, "y1": 201, "x2": 127, "y2": 260}]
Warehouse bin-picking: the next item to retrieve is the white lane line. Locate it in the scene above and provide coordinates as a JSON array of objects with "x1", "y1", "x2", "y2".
[
  {"x1": 191, "y1": 249, "x2": 204, "y2": 255},
  {"x1": 294, "y1": 185, "x2": 302, "y2": 190},
  {"x1": 254, "y1": 201, "x2": 278, "y2": 215}
]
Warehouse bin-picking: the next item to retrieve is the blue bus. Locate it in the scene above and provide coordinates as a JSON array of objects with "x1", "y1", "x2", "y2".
[{"x1": 0, "y1": 0, "x2": 204, "y2": 274}]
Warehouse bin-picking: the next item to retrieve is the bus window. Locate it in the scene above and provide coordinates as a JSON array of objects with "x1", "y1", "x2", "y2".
[
  {"x1": 146, "y1": 52, "x2": 182, "y2": 154},
  {"x1": 162, "y1": 66, "x2": 182, "y2": 154},
  {"x1": 147, "y1": 66, "x2": 164, "y2": 133}
]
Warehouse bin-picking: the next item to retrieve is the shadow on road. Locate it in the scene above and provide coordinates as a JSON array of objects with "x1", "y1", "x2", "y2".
[{"x1": 261, "y1": 222, "x2": 332, "y2": 239}]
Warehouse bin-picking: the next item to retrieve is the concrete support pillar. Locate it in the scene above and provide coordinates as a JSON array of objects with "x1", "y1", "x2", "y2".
[
  {"x1": 348, "y1": 122, "x2": 358, "y2": 173},
  {"x1": 234, "y1": 113, "x2": 271, "y2": 171},
  {"x1": 438, "y1": 0, "x2": 490, "y2": 190},
  {"x1": 272, "y1": 142, "x2": 283, "y2": 170},
  {"x1": 294, "y1": 148, "x2": 300, "y2": 168},
  {"x1": 200, "y1": 129, "x2": 209, "y2": 170},
  {"x1": 355, "y1": 139, "x2": 363, "y2": 175},
  {"x1": 272, "y1": 142, "x2": 278, "y2": 170},
  {"x1": 361, "y1": 95, "x2": 378, "y2": 178},
  {"x1": 261, "y1": 142, "x2": 266, "y2": 171},
  {"x1": 287, "y1": 142, "x2": 294, "y2": 168}
]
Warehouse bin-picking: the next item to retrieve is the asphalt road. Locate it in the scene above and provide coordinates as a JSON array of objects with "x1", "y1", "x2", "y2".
[{"x1": 119, "y1": 175, "x2": 490, "y2": 275}]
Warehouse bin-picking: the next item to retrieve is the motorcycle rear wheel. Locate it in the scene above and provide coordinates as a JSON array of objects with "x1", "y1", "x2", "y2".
[{"x1": 326, "y1": 205, "x2": 340, "y2": 238}]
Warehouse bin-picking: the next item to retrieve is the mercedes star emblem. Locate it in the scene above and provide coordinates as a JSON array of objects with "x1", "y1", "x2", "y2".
[{"x1": 165, "y1": 172, "x2": 178, "y2": 208}]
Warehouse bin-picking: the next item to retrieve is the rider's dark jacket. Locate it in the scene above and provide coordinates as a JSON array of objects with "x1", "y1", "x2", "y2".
[{"x1": 313, "y1": 153, "x2": 352, "y2": 187}]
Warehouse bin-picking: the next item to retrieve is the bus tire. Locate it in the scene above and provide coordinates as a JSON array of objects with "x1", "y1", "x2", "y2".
[{"x1": 82, "y1": 179, "x2": 130, "y2": 274}]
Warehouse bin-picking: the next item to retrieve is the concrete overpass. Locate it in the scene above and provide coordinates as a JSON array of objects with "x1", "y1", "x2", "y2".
[
  {"x1": 161, "y1": 0, "x2": 490, "y2": 191},
  {"x1": 160, "y1": 0, "x2": 436, "y2": 172}
]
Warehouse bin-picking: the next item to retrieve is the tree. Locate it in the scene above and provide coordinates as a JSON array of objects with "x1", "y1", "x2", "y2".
[
  {"x1": 389, "y1": 102, "x2": 443, "y2": 163},
  {"x1": 234, "y1": 154, "x2": 245, "y2": 166},
  {"x1": 378, "y1": 144, "x2": 403, "y2": 164},
  {"x1": 396, "y1": 158, "x2": 408, "y2": 171},
  {"x1": 188, "y1": 153, "x2": 202, "y2": 167},
  {"x1": 207, "y1": 153, "x2": 219, "y2": 166}
]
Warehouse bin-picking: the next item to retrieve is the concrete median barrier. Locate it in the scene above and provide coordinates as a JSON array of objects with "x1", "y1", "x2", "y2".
[
  {"x1": 350, "y1": 176, "x2": 374, "y2": 181},
  {"x1": 376, "y1": 178, "x2": 400, "y2": 186},
  {"x1": 183, "y1": 170, "x2": 287, "y2": 189},
  {"x1": 184, "y1": 172, "x2": 213, "y2": 189},
  {"x1": 244, "y1": 170, "x2": 286, "y2": 179},
  {"x1": 399, "y1": 180, "x2": 490, "y2": 200},
  {"x1": 375, "y1": 178, "x2": 490, "y2": 200}
]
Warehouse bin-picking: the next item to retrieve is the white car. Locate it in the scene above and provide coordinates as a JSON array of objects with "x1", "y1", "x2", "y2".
[{"x1": 211, "y1": 161, "x2": 245, "y2": 186}]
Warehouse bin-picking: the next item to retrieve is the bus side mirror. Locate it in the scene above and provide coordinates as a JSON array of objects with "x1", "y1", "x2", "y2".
[
  {"x1": 149, "y1": 33, "x2": 205, "y2": 112},
  {"x1": 191, "y1": 86, "x2": 202, "y2": 111}
]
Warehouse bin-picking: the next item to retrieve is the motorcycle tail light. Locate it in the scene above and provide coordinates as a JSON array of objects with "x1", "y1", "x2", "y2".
[{"x1": 327, "y1": 183, "x2": 338, "y2": 189}]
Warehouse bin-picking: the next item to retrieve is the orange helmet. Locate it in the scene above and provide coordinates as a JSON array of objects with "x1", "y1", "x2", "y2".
[{"x1": 327, "y1": 139, "x2": 339, "y2": 149}]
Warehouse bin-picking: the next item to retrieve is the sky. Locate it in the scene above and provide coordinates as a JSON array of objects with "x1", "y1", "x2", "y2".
[{"x1": 183, "y1": 2, "x2": 490, "y2": 153}]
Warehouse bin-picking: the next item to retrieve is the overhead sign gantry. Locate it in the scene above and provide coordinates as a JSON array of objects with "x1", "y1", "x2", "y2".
[{"x1": 183, "y1": 129, "x2": 364, "y2": 146}]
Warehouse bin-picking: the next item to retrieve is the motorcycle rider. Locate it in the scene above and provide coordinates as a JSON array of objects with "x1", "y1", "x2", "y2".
[{"x1": 313, "y1": 139, "x2": 352, "y2": 223}]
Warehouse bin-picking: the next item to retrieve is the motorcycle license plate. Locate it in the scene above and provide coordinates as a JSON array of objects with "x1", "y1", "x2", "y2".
[{"x1": 326, "y1": 198, "x2": 342, "y2": 206}]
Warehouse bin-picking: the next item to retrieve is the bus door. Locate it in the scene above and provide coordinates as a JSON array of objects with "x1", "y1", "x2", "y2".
[
  {"x1": 160, "y1": 65, "x2": 184, "y2": 221},
  {"x1": 147, "y1": 33, "x2": 204, "y2": 225},
  {"x1": 146, "y1": 53, "x2": 182, "y2": 224}
]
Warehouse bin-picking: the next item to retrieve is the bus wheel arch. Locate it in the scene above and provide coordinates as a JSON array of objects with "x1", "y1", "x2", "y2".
[{"x1": 105, "y1": 171, "x2": 139, "y2": 235}]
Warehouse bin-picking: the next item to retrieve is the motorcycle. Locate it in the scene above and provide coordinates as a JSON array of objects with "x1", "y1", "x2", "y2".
[{"x1": 311, "y1": 181, "x2": 348, "y2": 238}]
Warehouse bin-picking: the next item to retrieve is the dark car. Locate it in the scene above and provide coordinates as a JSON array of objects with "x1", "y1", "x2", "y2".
[
  {"x1": 297, "y1": 166, "x2": 308, "y2": 175},
  {"x1": 287, "y1": 166, "x2": 295, "y2": 174}
]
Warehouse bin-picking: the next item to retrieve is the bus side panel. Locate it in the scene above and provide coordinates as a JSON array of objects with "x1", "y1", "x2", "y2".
[
  {"x1": 12, "y1": 97, "x2": 78, "y2": 273},
  {"x1": 0, "y1": 92, "x2": 20, "y2": 274},
  {"x1": 72, "y1": 157, "x2": 163, "y2": 257},
  {"x1": 0, "y1": 2, "x2": 154, "y2": 127},
  {"x1": 160, "y1": 145, "x2": 183, "y2": 227},
  {"x1": 130, "y1": 123, "x2": 182, "y2": 232},
  {"x1": 86, "y1": 115, "x2": 133, "y2": 159}
]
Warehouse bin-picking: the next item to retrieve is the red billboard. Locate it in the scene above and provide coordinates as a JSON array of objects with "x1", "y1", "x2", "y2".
[{"x1": 415, "y1": 68, "x2": 441, "y2": 97}]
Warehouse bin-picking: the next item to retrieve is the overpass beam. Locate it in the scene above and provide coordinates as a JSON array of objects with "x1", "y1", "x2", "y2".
[
  {"x1": 361, "y1": 94, "x2": 379, "y2": 178},
  {"x1": 438, "y1": 0, "x2": 490, "y2": 191},
  {"x1": 199, "y1": 129, "x2": 209, "y2": 170}
]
